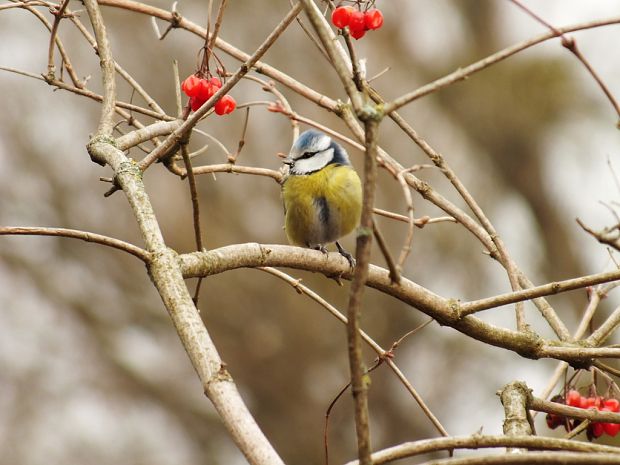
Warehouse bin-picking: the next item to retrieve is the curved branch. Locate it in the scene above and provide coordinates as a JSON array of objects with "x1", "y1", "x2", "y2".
[
  {"x1": 0, "y1": 226, "x2": 150, "y2": 262},
  {"x1": 177, "y1": 243, "x2": 620, "y2": 364},
  {"x1": 343, "y1": 435, "x2": 620, "y2": 465},
  {"x1": 383, "y1": 16, "x2": 620, "y2": 114},
  {"x1": 116, "y1": 120, "x2": 182, "y2": 151}
]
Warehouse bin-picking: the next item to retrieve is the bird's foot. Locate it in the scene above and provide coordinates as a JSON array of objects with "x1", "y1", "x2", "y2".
[
  {"x1": 336, "y1": 241, "x2": 356, "y2": 268},
  {"x1": 313, "y1": 244, "x2": 329, "y2": 255}
]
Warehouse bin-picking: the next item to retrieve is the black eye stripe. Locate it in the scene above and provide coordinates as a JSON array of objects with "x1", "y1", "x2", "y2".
[{"x1": 299, "y1": 150, "x2": 319, "y2": 160}]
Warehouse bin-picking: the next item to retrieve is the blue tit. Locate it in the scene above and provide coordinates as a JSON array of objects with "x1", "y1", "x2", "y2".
[{"x1": 281, "y1": 129, "x2": 362, "y2": 266}]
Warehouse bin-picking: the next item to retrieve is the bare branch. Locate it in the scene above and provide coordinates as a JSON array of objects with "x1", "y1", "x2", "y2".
[
  {"x1": 138, "y1": 2, "x2": 303, "y2": 170},
  {"x1": 460, "y1": 269, "x2": 620, "y2": 317},
  {"x1": 509, "y1": 0, "x2": 620, "y2": 123},
  {"x1": 578, "y1": 218, "x2": 620, "y2": 252},
  {"x1": 499, "y1": 381, "x2": 534, "y2": 449},
  {"x1": 83, "y1": 0, "x2": 117, "y2": 137},
  {"x1": 383, "y1": 16, "x2": 620, "y2": 114},
  {"x1": 0, "y1": 226, "x2": 149, "y2": 262},
  {"x1": 177, "y1": 243, "x2": 620, "y2": 365},
  {"x1": 343, "y1": 435, "x2": 620, "y2": 465},
  {"x1": 259, "y1": 267, "x2": 448, "y2": 437}
]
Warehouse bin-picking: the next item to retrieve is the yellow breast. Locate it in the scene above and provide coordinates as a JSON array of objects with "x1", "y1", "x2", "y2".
[{"x1": 282, "y1": 164, "x2": 362, "y2": 247}]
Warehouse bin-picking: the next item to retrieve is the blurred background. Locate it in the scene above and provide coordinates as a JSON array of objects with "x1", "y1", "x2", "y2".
[{"x1": 1, "y1": 1, "x2": 620, "y2": 464}]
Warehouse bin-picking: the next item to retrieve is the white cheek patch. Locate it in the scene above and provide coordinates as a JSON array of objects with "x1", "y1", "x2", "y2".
[{"x1": 292, "y1": 148, "x2": 333, "y2": 174}]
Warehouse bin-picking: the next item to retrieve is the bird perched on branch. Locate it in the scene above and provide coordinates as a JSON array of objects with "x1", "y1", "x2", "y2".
[{"x1": 281, "y1": 129, "x2": 362, "y2": 267}]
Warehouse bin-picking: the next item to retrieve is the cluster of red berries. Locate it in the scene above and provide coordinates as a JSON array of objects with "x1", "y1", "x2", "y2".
[
  {"x1": 181, "y1": 74, "x2": 236, "y2": 115},
  {"x1": 547, "y1": 390, "x2": 620, "y2": 440},
  {"x1": 331, "y1": 5, "x2": 384, "y2": 40}
]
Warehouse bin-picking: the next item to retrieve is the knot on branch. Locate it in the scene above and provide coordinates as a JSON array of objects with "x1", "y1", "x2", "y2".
[
  {"x1": 333, "y1": 100, "x2": 350, "y2": 118},
  {"x1": 499, "y1": 381, "x2": 534, "y2": 439},
  {"x1": 170, "y1": 10, "x2": 182, "y2": 29},
  {"x1": 357, "y1": 102, "x2": 384, "y2": 122},
  {"x1": 87, "y1": 135, "x2": 116, "y2": 166},
  {"x1": 561, "y1": 35, "x2": 576, "y2": 51}
]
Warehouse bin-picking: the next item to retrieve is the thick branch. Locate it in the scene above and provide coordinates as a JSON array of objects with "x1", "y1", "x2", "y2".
[
  {"x1": 299, "y1": 0, "x2": 362, "y2": 110},
  {"x1": 177, "y1": 243, "x2": 620, "y2": 364},
  {"x1": 499, "y1": 381, "x2": 533, "y2": 451}
]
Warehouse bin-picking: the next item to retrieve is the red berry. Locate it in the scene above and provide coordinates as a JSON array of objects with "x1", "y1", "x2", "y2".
[
  {"x1": 181, "y1": 74, "x2": 201, "y2": 97},
  {"x1": 214, "y1": 95, "x2": 236, "y2": 115},
  {"x1": 364, "y1": 9, "x2": 384, "y2": 30},
  {"x1": 590, "y1": 422, "x2": 605, "y2": 438},
  {"x1": 603, "y1": 422, "x2": 620, "y2": 436},
  {"x1": 584, "y1": 396, "x2": 599, "y2": 409},
  {"x1": 566, "y1": 390, "x2": 581, "y2": 407},
  {"x1": 348, "y1": 10, "x2": 365, "y2": 31},
  {"x1": 349, "y1": 26, "x2": 366, "y2": 39},
  {"x1": 210, "y1": 77, "x2": 222, "y2": 88},
  {"x1": 545, "y1": 412, "x2": 564, "y2": 430},
  {"x1": 196, "y1": 79, "x2": 215, "y2": 100},
  {"x1": 604, "y1": 398, "x2": 620, "y2": 412},
  {"x1": 190, "y1": 96, "x2": 206, "y2": 112},
  {"x1": 331, "y1": 6, "x2": 354, "y2": 29}
]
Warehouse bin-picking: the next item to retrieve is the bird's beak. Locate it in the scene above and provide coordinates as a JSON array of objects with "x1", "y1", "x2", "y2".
[{"x1": 282, "y1": 157, "x2": 294, "y2": 166}]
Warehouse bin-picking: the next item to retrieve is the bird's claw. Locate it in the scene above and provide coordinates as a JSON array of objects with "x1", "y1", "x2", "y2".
[
  {"x1": 314, "y1": 244, "x2": 329, "y2": 255},
  {"x1": 336, "y1": 241, "x2": 356, "y2": 268}
]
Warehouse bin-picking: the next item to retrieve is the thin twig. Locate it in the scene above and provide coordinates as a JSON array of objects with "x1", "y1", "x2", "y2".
[
  {"x1": 0, "y1": 65, "x2": 173, "y2": 121},
  {"x1": 69, "y1": 14, "x2": 167, "y2": 115},
  {"x1": 395, "y1": 168, "x2": 416, "y2": 271},
  {"x1": 460, "y1": 269, "x2": 620, "y2": 317},
  {"x1": 83, "y1": 0, "x2": 117, "y2": 137},
  {"x1": 382, "y1": 15, "x2": 620, "y2": 114},
  {"x1": 372, "y1": 220, "x2": 400, "y2": 284},
  {"x1": 179, "y1": 145, "x2": 205, "y2": 305},
  {"x1": 46, "y1": 0, "x2": 71, "y2": 80},
  {"x1": 243, "y1": 74, "x2": 299, "y2": 143},
  {"x1": 531, "y1": 396, "x2": 620, "y2": 424},
  {"x1": 299, "y1": 0, "x2": 361, "y2": 111},
  {"x1": 577, "y1": 218, "x2": 620, "y2": 252},
  {"x1": 509, "y1": 0, "x2": 620, "y2": 122},
  {"x1": 289, "y1": 0, "x2": 330, "y2": 62},
  {"x1": 229, "y1": 107, "x2": 250, "y2": 163},
  {"x1": 586, "y1": 305, "x2": 620, "y2": 347},
  {"x1": 534, "y1": 283, "x2": 611, "y2": 418},
  {"x1": 258, "y1": 267, "x2": 448, "y2": 450},
  {"x1": 206, "y1": 0, "x2": 228, "y2": 58},
  {"x1": 138, "y1": 2, "x2": 304, "y2": 170},
  {"x1": 0, "y1": 226, "x2": 150, "y2": 262}
]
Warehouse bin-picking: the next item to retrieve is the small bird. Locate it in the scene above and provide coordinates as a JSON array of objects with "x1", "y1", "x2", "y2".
[{"x1": 281, "y1": 129, "x2": 362, "y2": 266}]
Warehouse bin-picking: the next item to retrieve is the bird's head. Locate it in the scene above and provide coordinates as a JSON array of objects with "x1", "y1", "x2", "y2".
[{"x1": 283, "y1": 129, "x2": 351, "y2": 175}]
